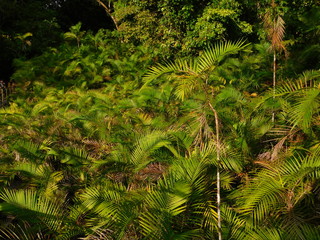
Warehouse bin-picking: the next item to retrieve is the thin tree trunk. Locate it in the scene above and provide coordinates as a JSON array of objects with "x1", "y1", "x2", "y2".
[
  {"x1": 272, "y1": 49, "x2": 276, "y2": 123},
  {"x1": 96, "y1": 0, "x2": 119, "y2": 30},
  {"x1": 208, "y1": 102, "x2": 222, "y2": 240}
]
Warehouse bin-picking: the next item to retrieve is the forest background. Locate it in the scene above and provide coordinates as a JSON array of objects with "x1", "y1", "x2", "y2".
[{"x1": 0, "y1": 0, "x2": 320, "y2": 239}]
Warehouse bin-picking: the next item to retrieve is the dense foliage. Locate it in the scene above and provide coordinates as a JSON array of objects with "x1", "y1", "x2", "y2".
[{"x1": 0, "y1": 0, "x2": 320, "y2": 239}]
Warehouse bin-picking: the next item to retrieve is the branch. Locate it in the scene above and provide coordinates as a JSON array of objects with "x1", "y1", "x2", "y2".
[{"x1": 96, "y1": 0, "x2": 119, "y2": 30}]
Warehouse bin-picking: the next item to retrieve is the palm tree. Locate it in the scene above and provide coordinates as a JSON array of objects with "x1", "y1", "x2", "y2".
[
  {"x1": 143, "y1": 40, "x2": 249, "y2": 239},
  {"x1": 263, "y1": 0, "x2": 286, "y2": 122}
]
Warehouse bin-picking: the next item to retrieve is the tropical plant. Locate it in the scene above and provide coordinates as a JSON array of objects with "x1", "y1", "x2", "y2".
[
  {"x1": 143, "y1": 40, "x2": 249, "y2": 239},
  {"x1": 234, "y1": 146, "x2": 320, "y2": 239},
  {"x1": 262, "y1": 0, "x2": 287, "y2": 122}
]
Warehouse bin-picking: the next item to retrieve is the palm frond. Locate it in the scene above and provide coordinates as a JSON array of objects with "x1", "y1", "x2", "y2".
[
  {"x1": 12, "y1": 162, "x2": 47, "y2": 179},
  {"x1": 0, "y1": 189, "x2": 63, "y2": 232},
  {"x1": 131, "y1": 131, "x2": 178, "y2": 171},
  {"x1": 220, "y1": 205, "x2": 246, "y2": 240},
  {"x1": 263, "y1": 8, "x2": 286, "y2": 53},
  {"x1": 174, "y1": 74, "x2": 200, "y2": 101},
  {"x1": 60, "y1": 146, "x2": 91, "y2": 166},
  {"x1": 238, "y1": 168, "x2": 283, "y2": 223},
  {"x1": 272, "y1": 16, "x2": 286, "y2": 52},
  {"x1": 139, "y1": 177, "x2": 193, "y2": 239},
  {"x1": 13, "y1": 140, "x2": 45, "y2": 163},
  {"x1": 9, "y1": 162, "x2": 63, "y2": 198},
  {"x1": 197, "y1": 40, "x2": 249, "y2": 73},
  {"x1": 143, "y1": 59, "x2": 196, "y2": 86},
  {"x1": 0, "y1": 222, "x2": 50, "y2": 240},
  {"x1": 276, "y1": 70, "x2": 320, "y2": 95},
  {"x1": 248, "y1": 227, "x2": 283, "y2": 240},
  {"x1": 289, "y1": 88, "x2": 320, "y2": 132},
  {"x1": 200, "y1": 140, "x2": 243, "y2": 173}
]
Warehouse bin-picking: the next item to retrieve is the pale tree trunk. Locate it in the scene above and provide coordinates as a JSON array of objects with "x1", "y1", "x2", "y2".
[{"x1": 208, "y1": 102, "x2": 222, "y2": 240}]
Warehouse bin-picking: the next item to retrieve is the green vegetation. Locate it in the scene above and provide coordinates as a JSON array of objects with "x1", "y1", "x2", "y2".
[{"x1": 0, "y1": 0, "x2": 320, "y2": 239}]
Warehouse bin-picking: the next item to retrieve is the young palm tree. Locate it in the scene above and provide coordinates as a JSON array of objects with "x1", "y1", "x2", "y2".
[
  {"x1": 143, "y1": 40, "x2": 249, "y2": 240},
  {"x1": 263, "y1": 0, "x2": 286, "y2": 122}
]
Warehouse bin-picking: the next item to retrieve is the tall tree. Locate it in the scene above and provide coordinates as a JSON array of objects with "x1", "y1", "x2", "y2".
[{"x1": 263, "y1": 0, "x2": 286, "y2": 122}]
